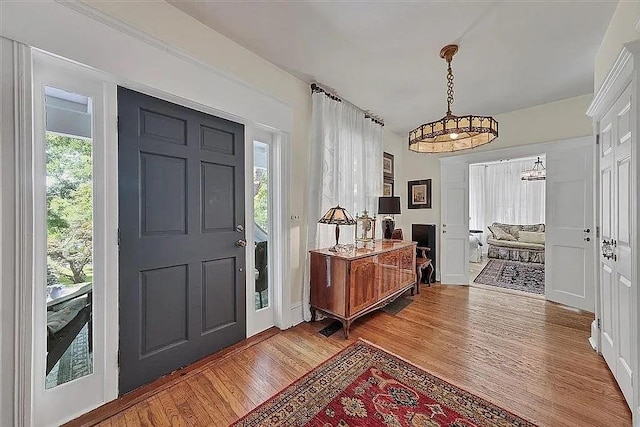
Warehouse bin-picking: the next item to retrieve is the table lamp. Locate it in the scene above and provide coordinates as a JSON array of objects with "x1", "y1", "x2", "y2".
[
  {"x1": 378, "y1": 196, "x2": 401, "y2": 240},
  {"x1": 318, "y1": 205, "x2": 356, "y2": 251}
]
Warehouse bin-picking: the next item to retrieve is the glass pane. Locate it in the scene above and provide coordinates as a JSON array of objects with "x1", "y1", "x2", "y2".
[
  {"x1": 254, "y1": 141, "x2": 270, "y2": 311},
  {"x1": 44, "y1": 86, "x2": 94, "y2": 388}
]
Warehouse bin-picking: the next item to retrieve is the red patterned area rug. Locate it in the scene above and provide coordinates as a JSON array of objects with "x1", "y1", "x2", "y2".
[{"x1": 231, "y1": 340, "x2": 536, "y2": 427}]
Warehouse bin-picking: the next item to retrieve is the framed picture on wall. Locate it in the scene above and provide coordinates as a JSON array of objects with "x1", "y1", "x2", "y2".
[
  {"x1": 383, "y1": 178, "x2": 394, "y2": 197},
  {"x1": 383, "y1": 152, "x2": 394, "y2": 179},
  {"x1": 408, "y1": 179, "x2": 432, "y2": 209}
]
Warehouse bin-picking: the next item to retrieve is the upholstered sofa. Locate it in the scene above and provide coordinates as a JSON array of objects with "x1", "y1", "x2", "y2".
[{"x1": 487, "y1": 222, "x2": 545, "y2": 264}]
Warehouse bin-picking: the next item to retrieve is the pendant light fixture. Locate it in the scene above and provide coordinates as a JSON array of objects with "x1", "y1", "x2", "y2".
[
  {"x1": 409, "y1": 44, "x2": 498, "y2": 153},
  {"x1": 521, "y1": 157, "x2": 546, "y2": 181}
]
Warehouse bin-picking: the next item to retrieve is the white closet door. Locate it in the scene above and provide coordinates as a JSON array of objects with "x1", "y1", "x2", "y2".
[
  {"x1": 598, "y1": 85, "x2": 634, "y2": 408},
  {"x1": 545, "y1": 144, "x2": 594, "y2": 311},
  {"x1": 440, "y1": 162, "x2": 469, "y2": 285},
  {"x1": 599, "y1": 98, "x2": 617, "y2": 377}
]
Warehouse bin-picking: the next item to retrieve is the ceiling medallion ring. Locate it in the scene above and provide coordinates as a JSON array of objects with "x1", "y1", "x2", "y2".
[{"x1": 409, "y1": 44, "x2": 498, "y2": 153}]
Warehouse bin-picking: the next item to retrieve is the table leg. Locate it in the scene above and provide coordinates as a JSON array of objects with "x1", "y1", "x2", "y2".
[
  {"x1": 428, "y1": 263, "x2": 434, "y2": 286},
  {"x1": 342, "y1": 320, "x2": 351, "y2": 339}
]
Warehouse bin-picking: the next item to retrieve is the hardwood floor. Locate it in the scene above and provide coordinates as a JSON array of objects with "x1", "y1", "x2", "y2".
[{"x1": 70, "y1": 284, "x2": 631, "y2": 426}]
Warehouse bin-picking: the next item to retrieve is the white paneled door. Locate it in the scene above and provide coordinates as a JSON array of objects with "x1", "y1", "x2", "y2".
[
  {"x1": 440, "y1": 162, "x2": 469, "y2": 285},
  {"x1": 598, "y1": 84, "x2": 634, "y2": 408},
  {"x1": 545, "y1": 144, "x2": 595, "y2": 312}
]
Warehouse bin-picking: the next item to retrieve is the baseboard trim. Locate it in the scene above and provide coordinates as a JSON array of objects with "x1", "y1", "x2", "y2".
[{"x1": 290, "y1": 301, "x2": 304, "y2": 326}]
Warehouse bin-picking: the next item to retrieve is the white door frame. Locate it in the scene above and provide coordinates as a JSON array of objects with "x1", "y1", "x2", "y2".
[
  {"x1": 587, "y1": 41, "x2": 640, "y2": 422},
  {"x1": 246, "y1": 129, "x2": 290, "y2": 336},
  {"x1": 11, "y1": 40, "x2": 293, "y2": 427},
  {"x1": 440, "y1": 136, "x2": 594, "y2": 291}
]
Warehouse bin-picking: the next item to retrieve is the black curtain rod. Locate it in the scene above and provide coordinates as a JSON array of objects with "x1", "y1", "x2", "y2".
[
  {"x1": 310, "y1": 83, "x2": 384, "y2": 127},
  {"x1": 311, "y1": 83, "x2": 341, "y2": 102}
]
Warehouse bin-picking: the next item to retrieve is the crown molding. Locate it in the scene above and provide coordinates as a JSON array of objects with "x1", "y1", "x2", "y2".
[
  {"x1": 587, "y1": 40, "x2": 640, "y2": 119},
  {"x1": 55, "y1": 0, "x2": 294, "y2": 109}
]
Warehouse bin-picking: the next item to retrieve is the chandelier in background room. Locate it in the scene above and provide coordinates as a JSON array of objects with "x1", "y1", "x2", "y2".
[
  {"x1": 521, "y1": 157, "x2": 546, "y2": 181},
  {"x1": 409, "y1": 44, "x2": 498, "y2": 153}
]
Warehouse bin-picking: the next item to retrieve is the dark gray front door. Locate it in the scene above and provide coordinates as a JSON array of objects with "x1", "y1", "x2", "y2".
[{"x1": 117, "y1": 87, "x2": 246, "y2": 394}]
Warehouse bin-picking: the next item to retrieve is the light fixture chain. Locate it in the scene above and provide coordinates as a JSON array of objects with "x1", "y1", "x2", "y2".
[
  {"x1": 408, "y1": 44, "x2": 498, "y2": 153},
  {"x1": 446, "y1": 62, "x2": 454, "y2": 115}
]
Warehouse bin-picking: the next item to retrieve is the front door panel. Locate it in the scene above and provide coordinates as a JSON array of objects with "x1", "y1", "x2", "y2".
[{"x1": 118, "y1": 88, "x2": 246, "y2": 394}]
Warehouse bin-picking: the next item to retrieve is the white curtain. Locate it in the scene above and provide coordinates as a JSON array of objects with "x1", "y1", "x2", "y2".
[
  {"x1": 469, "y1": 165, "x2": 486, "y2": 232},
  {"x1": 303, "y1": 92, "x2": 383, "y2": 321},
  {"x1": 469, "y1": 157, "x2": 546, "y2": 248}
]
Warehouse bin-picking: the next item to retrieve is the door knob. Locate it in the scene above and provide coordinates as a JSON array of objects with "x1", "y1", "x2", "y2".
[
  {"x1": 584, "y1": 237, "x2": 591, "y2": 242},
  {"x1": 443, "y1": 230, "x2": 447, "y2": 234},
  {"x1": 235, "y1": 239, "x2": 247, "y2": 248},
  {"x1": 236, "y1": 224, "x2": 244, "y2": 232},
  {"x1": 584, "y1": 228, "x2": 591, "y2": 233},
  {"x1": 602, "y1": 239, "x2": 614, "y2": 259}
]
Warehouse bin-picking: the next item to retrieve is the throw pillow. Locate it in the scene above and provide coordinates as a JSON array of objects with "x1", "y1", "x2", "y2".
[
  {"x1": 518, "y1": 231, "x2": 545, "y2": 245},
  {"x1": 521, "y1": 224, "x2": 540, "y2": 232},
  {"x1": 492, "y1": 222, "x2": 520, "y2": 239},
  {"x1": 489, "y1": 226, "x2": 516, "y2": 241}
]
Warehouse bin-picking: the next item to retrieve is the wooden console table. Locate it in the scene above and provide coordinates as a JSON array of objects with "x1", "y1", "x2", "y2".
[{"x1": 310, "y1": 240, "x2": 417, "y2": 338}]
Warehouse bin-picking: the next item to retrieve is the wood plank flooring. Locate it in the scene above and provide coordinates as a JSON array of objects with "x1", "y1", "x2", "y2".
[{"x1": 70, "y1": 284, "x2": 631, "y2": 426}]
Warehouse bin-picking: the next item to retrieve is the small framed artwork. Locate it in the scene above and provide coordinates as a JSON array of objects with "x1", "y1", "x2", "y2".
[
  {"x1": 383, "y1": 152, "x2": 394, "y2": 179},
  {"x1": 408, "y1": 179, "x2": 432, "y2": 209},
  {"x1": 383, "y1": 178, "x2": 394, "y2": 197}
]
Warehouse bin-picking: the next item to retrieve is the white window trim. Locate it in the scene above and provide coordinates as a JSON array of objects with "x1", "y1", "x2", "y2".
[
  {"x1": 246, "y1": 130, "x2": 291, "y2": 336},
  {"x1": 29, "y1": 50, "x2": 119, "y2": 426},
  {"x1": 13, "y1": 39, "x2": 35, "y2": 427}
]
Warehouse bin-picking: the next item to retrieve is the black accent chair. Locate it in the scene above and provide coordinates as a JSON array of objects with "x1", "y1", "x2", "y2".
[{"x1": 255, "y1": 241, "x2": 268, "y2": 308}]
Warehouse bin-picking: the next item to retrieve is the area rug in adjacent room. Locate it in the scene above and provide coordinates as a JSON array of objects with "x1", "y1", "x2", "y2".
[
  {"x1": 231, "y1": 340, "x2": 536, "y2": 427},
  {"x1": 473, "y1": 259, "x2": 544, "y2": 295}
]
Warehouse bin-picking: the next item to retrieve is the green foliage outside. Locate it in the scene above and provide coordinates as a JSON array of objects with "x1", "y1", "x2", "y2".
[
  {"x1": 254, "y1": 169, "x2": 269, "y2": 231},
  {"x1": 46, "y1": 133, "x2": 93, "y2": 286}
]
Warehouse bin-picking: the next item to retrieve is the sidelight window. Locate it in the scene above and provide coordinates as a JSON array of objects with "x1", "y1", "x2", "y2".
[
  {"x1": 254, "y1": 140, "x2": 271, "y2": 310},
  {"x1": 44, "y1": 86, "x2": 94, "y2": 389}
]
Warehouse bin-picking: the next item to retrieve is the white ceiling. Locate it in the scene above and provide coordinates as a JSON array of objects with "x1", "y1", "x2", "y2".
[{"x1": 169, "y1": 0, "x2": 616, "y2": 136}]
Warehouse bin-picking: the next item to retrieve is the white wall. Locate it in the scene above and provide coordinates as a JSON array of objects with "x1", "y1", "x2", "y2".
[
  {"x1": 382, "y1": 129, "x2": 406, "y2": 229},
  {"x1": 594, "y1": 1, "x2": 640, "y2": 91},
  {"x1": 395, "y1": 94, "x2": 594, "y2": 277}
]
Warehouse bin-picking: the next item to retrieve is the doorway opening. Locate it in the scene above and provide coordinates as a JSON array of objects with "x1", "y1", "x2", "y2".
[{"x1": 468, "y1": 155, "x2": 547, "y2": 298}]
